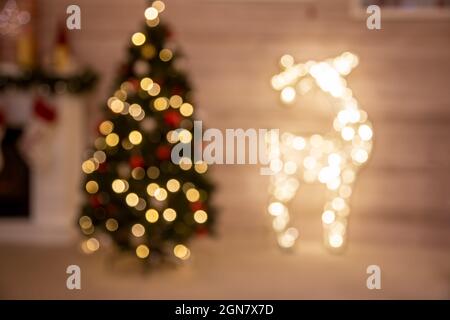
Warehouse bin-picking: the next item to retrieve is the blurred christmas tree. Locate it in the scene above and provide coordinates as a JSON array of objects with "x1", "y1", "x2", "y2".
[{"x1": 79, "y1": 1, "x2": 215, "y2": 265}]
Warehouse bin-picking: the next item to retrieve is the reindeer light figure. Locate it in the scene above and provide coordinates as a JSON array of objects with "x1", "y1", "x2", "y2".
[{"x1": 267, "y1": 52, "x2": 373, "y2": 252}]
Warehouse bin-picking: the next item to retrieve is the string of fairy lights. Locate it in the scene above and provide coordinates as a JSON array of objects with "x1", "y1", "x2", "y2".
[
  {"x1": 79, "y1": 1, "x2": 210, "y2": 261},
  {"x1": 268, "y1": 52, "x2": 373, "y2": 251}
]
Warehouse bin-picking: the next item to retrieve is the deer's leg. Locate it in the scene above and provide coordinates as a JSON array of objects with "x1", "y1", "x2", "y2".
[
  {"x1": 267, "y1": 171, "x2": 300, "y2": 250},
  {"x1": 321, "y1": 182, "x2": 354, "y2": 253}
]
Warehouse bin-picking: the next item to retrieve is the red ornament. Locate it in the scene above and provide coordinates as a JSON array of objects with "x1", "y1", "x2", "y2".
[
  {"x1": 190, "y1": 201, "x2": 204, "y2": 212},
  {"x1": 34, "y1": 97, "x2": 57, "y2": 122},
  {"x1": 163, "y1": 110, "x2": 181, "y2": 128},
  {"x1": 128, "y1": 78, "x2": 140, "y2": 91},
  {"x1": 89, "y1": 195, "x2": 101, "y2": 208},
  {"x1": 129, "y1": 155, "x2": 145, "y2": 168},
  {"x1": 165, "y1": 26, "x2": 173, "y2": 39},
  {"x1": 171, "y1": 86, "x2": 184, "y2": 96},
  {"x1": 156, "y1": 145, "x2": 171, "y2": 161},
  {"x1": 98, "y1": 162, "x2": 108, "y2": 173},
  {"x1": 196, "y1": 226, "x2": 209, "y2": 237}
]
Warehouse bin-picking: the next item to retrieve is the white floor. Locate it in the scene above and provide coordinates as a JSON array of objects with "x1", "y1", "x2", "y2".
[{"x1": 0, "y1": 230, "x2": 448, "y2": 299}]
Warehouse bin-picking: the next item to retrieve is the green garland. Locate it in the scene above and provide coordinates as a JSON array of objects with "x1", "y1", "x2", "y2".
[{"x1": 0, "y1": 68, "x2": 98, "y2": 94}]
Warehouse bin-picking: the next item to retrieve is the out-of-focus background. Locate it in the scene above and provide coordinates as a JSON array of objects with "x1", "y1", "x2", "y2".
[{"x1": 0, "y1": 0, "x2": 449, "y2": 299}]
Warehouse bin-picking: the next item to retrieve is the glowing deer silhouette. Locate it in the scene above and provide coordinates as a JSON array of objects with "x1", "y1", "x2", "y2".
[{"x1": 267, "y1": 52, "x2": 373, "y2": 252}]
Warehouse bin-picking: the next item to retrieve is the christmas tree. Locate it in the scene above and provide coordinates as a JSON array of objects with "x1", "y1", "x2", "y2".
[{"x1": 79, "y1": 1, "x2": 215, "y2": 265}]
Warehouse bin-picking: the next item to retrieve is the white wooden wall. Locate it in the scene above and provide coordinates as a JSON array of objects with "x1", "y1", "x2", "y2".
[{"x1": 37, "y1": 0, "x2": 450, "y2": 248}]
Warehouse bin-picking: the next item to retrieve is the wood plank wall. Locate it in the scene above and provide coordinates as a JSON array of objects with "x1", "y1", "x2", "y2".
[{"x1": 36, "y1": 0, "x2": 450, "y2": 248}]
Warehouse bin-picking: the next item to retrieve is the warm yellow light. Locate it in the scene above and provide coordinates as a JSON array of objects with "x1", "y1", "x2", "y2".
[
  {"x1": 136, "y1": 244, "x2": 150, "y2": 258},
  {"x1": 166, "y1": 130, "x2": 179, "y2": 143},
  {"x1": 341, "y1": 126, "x2": 355, "y2": 141},
  {"x1": 126, "y1": 193, "x2": 139, "y2": 207},
  {"x1": 269, "y1": 159, "x2": 283, "y2": 173},
  {"x1": 99, "y1": 121, "x2": 114, "y2": 135},
  {"x1": 159, "y1": 48, "x2": 173, "y2": 62},
  {"x1": 146, "y1": 17, "x2": 160, "y2": 27},
  {"x1": 173, "y1": 244, "x2": 190, "y2": 260},
  {"x1": 154, "y1": 97, "x2": 169, "y2": 111},
  {"x1": 339, "y1": 185, "x2": 352, "y2": 198},
  {"x1": 328, "y1": 153, "x2": 341, "y2": 167},
  {"x1": 145, "y1": 209, "x2": 159, "y2": 223},
  {"x1": 180, "y1": 103, "x2": 193, "y2": 117},
  {"x1": 163, "y1": 208, "x2": 177, "y2": 222},
  {"x1": 278, "y1": 229, "x2": 298, "y2": 248},
  {"x1": 342, "y1": 169, "x2": 355, "y2": 184},
  {"x1": 135, "y1": 198, "x2": 147, "y2": 211},
  {"x1": 154, "y1": 188, "x2": 168, "y2": 201},
  {"x1": 122, "y1": 139, "x2": 133, "y2": 150},
  {"x1": 186, "y1": 188, "x2": 200, "y2": 202},
  {"x1": 140, "y1": 78, "x2": 153, "y2": 91},
  {"x1": 105, "y1": 218, "x2": 118, "y2": 232},
  {"x1": 110, "y1": 99, "x2": 125, "y2": 113},
  {"x1": 194, "y1": 210, "x2": 208, "y2": 224},
  {"x1": 271, "y1": 75, "x2": 283, "y2": 90},
  {"x1": 326, "y1": 178, "x2": 341, "y2": 190},
  {"x1": 129, "y1": 130, "x2": 143, "y2": 145},
  {"x1": 146, "y1": 183, "x2": 159, "y2": 196},
  {"x1": 144, "y1": 6, "x2": 158, "y2": 20},
  {"x1": 358, "y1": 124, "x2": 373, "y2": 141},
  {"x1": 131, "y1": 167, "x2": 145, "y2": 180},
  {"x1": 105, "y1": 133, "x2": 120, "y2": 147},
  {"x1": 329, "y1": 234, "x2": 344, "y2": 248},
  {"x1": 179, "y1": 157, "x2": 192, "y2": 170},
  {"x1": 93, "y1": 151, "x2": 106, "y2": 163},
  {"x1": 131, "y1": 223, "x2": 145, "y2": 237},
  {"x1": 322, "y1": 210, "x2": 336, "y2": 224},
  {"x1": 269, "y1": 52, "x2": 371, "y2": 252},
  {"x1": 280, "y1": 86, "x2": 296, "y2": 104},
  {"x1": 131, "y1": 32, "x2": 146, "y2": 46},
  {"x1": 81, "y1": 224, "x2": 94, "y2": 235},
  {"x1": 182, "y1": 182, "x2": 195, "y2": 193},
  {"x1": 141, "y1": 44, "x2": 156, "y2": 59},
  {"x1": 95, "y1": 137, "x2": 106, "y2": 150},
  {"x1": 352, "y1": 149, "x2": 369, "y2": 164},
  {"x1": 86, "y1": 181, "x2": 99, "y2": 194},
  {"x1": 284, "y1": 161, "x2": 297, "y2": 175},
  {"x1": 82, "y1": 160, "x2": 96, "y2": 174},
  {"x1": 79, "y1": 216, "x2": 92, "y2": 229},
  {"x1": 148, "y1": 83, "x2": 161, "y2": 96},
  {"x1": 292, "y1": 136, "x2": 306, "y2": 150},
  {"x1": 298, "y1": 78, "x2": 313, "y2": 94},
  {"x1": 310, "y1": 134, "x2": 323, "y2": 147},
  {"x1": 268, "y1": 202, "x2": 285, "y2": 216},
  {"x1": 147, "y1": 167, "x2": 160, "y2": 179},
  {"x1": 166, "y1": 179, "x2": 180, "y2": 192},
  {"x1": 194, "y1": 161, "x2": 208, "y2": 174},
  {"x1": 169, "y1": 95, "x2": 183, "y2": 108},
  {"x1": 337, "y1": 110, "x2": 351, "y2": 125},
  {"x1": 318, "y1": 166, "x2": 340, "y2": 183},
  {"x1": 332, "y1": 197, "x2": 346, "y2": 211},
  {"x1": 280, "y1": 54, "x2": 294, "y2": 68},
  {"x1": 152, "y1": 0, "x2": 165, "y2": 12},
  {"x1": 112, "y1": 179, "x2": 127, "y2": 193},
  {"x1": 178, "y1": 130, "x2": 192, "y2": 144},
  {"x1": 114, "y1": 89, "x2": 127, "y2": 101},
  {"x1": 86, "y1": 238, "x2": 100, "y2": 252},
  {"x1": 303, "y1": 156, "x2": 316, "y2": 170}
]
